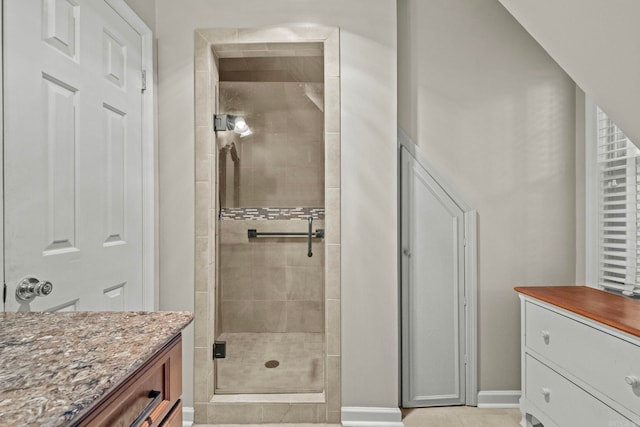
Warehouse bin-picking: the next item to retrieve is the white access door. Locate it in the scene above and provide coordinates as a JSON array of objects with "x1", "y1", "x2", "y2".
[
  {"x1": 4, "y1": 0, "x2": 144, "y2": 312},
  {"x1": 401, "y1": 147, "x2": 466, "y2": 407}
]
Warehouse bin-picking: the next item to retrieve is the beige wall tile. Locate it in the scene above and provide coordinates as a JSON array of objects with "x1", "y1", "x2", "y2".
[
  {"x1": 236, "y1": 26, "x2": 334, "y2": 43},
  {"x1": 221, "y1": 266, "x2": 252, "y2": 300},
  {"x1": 195, "y1": 182, "x2": 210, "y2": 237},
  {"x1": 327, "y1": 355, "x2": 341, "y2": 412},
  {"x1": 218, "y1": 81, "x2": 324, "y2": 208},
  {"x1": 325, "y1": 77, "x2": 340, "y2": 133},
  {"x1": 195, "y1": 237, "x2": 209, "y2": 292},
  {"x1": 194, "y1": 347, "x2": 209, "y2": 402},
  {"x1": 324, "y1": 30, "x2": 340, "y2": 78},
  {"x1": 326, "y1": 244, "x2": 340, "y2": 299},
  {"x1": 286, "y1": 266, "x2": 324, "y2": 301},
  {"x1": 327, "y1": 331, "x2": 340, "y2": 357},
  {"x1": 253, "y1": 300, "x2": 286, "y2": 332},
  {"x1": 207, "y1": 404, "x2": 263, "y2": 424},
  {"x1": 316, "y1": 403, "x2": 327, "y2": 423},
  {"x1": 221, "y1": 300, "x2": 253, "y2": 332},
  {"x1": 195, "y1": 71, "x2": 211, "y2": 127},
  {"x1": 194, "y1": 403, "x2": 208, "y2": 424},
  {"x1": 327, "y1": 411, "x2": 341, "y2": 423},
  {"x1": 327, "y1": 299, "x2": 340, "y2": 356},
  {"x1": 195, "y1": 34, "x2": 210, "y2": 73},
  {"x1": 198, "y1": 28, "x2": 239, "y2": 44},
  {"x1": 325, "y1": 132, "x2": 340, "y2": 189},
  {"x1": 220, "y1": 243, "x2": 251, "y2": 267},
  {"x1": 252, "y1": 267, "x2": 287, "y2": 300},
  {"x1": 220, "y1": 221, "x2": 249, "y2": 244},
  {"x1": 286, "y1": 300, "x2": 323, "y2": 332},
  {"x1": 286, "y1": 240, "x2": 324, "y2": 266},
  {"x1": 325, "y1": 188, "x2": 340, "y2": 244},
  {"x1": 262, "y1": 403, "x2": 318, "y2": 423},
  {"x1": 252, "y1": 241, "x2": 288, "y2": 267},
  {"x1": 195, "y1": 126, "x2": 211, "y2": 182},
  {"x1": 194, "y1": 291, "x2": 208, "y2": 347}
]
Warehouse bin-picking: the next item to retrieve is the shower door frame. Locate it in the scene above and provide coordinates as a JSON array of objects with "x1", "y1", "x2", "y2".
[{"x1": 192, "y1": 26, "x2": 341, "y2": 424}]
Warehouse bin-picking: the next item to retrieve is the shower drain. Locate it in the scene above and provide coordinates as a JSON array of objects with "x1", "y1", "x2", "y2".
[{"x1": 265, "y1": 360, "x2": 280, "y2": 368}]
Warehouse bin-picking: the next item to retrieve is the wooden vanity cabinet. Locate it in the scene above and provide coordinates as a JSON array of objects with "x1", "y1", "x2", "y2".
[{"x1": 72, "y1": 334, "x2": 183, "y2": 427}]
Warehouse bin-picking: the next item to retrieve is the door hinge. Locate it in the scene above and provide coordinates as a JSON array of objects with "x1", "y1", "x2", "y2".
[
  {"x1": 213, "y1": 341, "x2": 226, "y2": 359},
  {"x1": 141, "y1": 70, "x2": 147, "y2": 93}
]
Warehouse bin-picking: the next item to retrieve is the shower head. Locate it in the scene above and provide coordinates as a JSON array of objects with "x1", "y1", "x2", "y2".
[{"x1": 214, "y1": 114, "x2": 253, "y2": 138}]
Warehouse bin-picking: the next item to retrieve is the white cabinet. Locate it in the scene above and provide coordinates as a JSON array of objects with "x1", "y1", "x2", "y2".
[{"x1": 518, "y1": 287, "x2": 640, "y2": 427}]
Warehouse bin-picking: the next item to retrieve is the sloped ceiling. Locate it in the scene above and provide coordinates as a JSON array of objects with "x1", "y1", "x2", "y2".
[{"x1": 498, "y1": 0, "x2": 640, "y2": 144}]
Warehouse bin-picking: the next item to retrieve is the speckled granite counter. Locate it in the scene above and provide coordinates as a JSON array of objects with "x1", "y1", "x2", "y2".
[{"x1": 0, "y1": 311, "x2": 193, "y2": 426}]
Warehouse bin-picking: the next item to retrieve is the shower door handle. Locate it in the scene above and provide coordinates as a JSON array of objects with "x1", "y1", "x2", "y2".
[{"x1": 308, "y1": 217, "x2": 314, "y2": 257}]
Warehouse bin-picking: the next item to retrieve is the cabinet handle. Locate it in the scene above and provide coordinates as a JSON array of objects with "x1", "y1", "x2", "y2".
[
  {"x1": 541, "y1": 330, "x2": 550, "y2": 343},
  {"x1": 541, "y1": 387, "x2": 551, "y2": 401},
  {"x1": 130, "y1": 390, "x2": 162, "y2": 427},
  {"x1": 625, "y1": 376, "x2": 640, "y2": 388}
]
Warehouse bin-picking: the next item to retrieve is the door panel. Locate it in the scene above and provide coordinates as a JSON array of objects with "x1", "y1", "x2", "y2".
[
  {"x1": 401, "y1": 147, "x2": 466, "y2": 407},
  {"x1": 4, "y1": 0, "x2": 144, "y2": 312}
]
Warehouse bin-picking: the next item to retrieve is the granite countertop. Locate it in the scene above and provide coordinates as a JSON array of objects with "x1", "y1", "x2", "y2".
[{"x1": 0, "y1": 311, "x2": 193, "y2": 427}]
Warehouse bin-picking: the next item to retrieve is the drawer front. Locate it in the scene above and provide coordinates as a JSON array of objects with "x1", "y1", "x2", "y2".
[
  {"x1": 75, "y1": 335, "x2": 182, "y2": 426},
  {"x1": 526, "y1": 301, "x2": 640, "y2": 416},
  {"x1": 159, "y1": 400, "x2": 183, "y2": 427},
  {"x1": 525, "y1": 355, "x2": 634, "y2": 427}
]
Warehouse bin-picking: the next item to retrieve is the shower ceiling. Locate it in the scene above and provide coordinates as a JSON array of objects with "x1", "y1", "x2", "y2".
[{"x1": 214, "y1": 42, "x2": 324, "y2": 83}]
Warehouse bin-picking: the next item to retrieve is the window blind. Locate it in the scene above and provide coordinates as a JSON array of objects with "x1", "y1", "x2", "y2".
[{"x1": 597, "y1": 107, "x2": 640, "y2": 296}]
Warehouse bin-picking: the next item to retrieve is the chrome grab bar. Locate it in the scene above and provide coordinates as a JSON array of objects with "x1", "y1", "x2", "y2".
[{"x1": 246, "y1": 217, "x2": 325, "y2": 258}]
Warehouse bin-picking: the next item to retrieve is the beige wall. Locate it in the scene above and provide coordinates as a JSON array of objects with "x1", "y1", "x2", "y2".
[
  {"x1": 398, "y1": 0, "x2": 577, "y2": 391},
  {"x1": 497, "y1": 0, "x2": 640, "y2": 145},
  {"x1": 123, "y1": 0, "x2": 156, "y2": 32},
  {"x1": 156, "y1": 0, "x2": 397, "y2": 410}
]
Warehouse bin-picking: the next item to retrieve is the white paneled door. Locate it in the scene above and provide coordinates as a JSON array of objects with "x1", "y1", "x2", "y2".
[
  {"x1": 4, "y1": 0, "x2": 144, "y2": 312},
  {"x1": 401, "y1": 147, "x2": 467, "y2": 407}
]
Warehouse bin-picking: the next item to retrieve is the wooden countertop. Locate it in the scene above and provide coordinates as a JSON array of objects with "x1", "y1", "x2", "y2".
[
  {"x1": 515, "y1": 286, "x2": 640, "y2": 339},
  {"x1": 0, "y1": 311, "x2": 193, "y2": 426}
]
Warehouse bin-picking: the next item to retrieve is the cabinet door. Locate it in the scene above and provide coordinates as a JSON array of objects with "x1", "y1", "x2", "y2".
[{"x1": 401, "y1": 147, "x2": 466, "y2": 407}]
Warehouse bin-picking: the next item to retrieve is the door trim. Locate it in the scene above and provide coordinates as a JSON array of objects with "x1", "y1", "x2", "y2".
[
  {"x1": 398, "y1": 129, "x2": 478, "y2": 406},
  {"x1": 1, "y1": 0, "x2": 157, "y2": 311}
]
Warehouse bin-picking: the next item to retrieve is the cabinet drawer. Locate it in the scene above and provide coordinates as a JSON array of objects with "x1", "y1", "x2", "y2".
[
  {"x1": 525, "y1": 355, "x2": 634, "y2": 427},
  {"x1": 73, "y1": 335, "x2": 183, "y2": 426},
  {"x1": 526, "y1": 302, "x2": 640, "y2": 417},
  {"x1": 159, "y1": 401, "x2": 183, "y2": 427}
]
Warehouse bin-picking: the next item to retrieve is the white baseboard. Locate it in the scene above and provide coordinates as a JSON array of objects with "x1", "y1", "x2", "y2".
[
  {"x1": 477, "y1": 391, "x2": 521, "y2": 409},
  {"x1": 341, "y1": 407, "x2": 405, "y2": 427},
  {"x1": 183, "y1": 406, "x2": 194, "y2": 427}
]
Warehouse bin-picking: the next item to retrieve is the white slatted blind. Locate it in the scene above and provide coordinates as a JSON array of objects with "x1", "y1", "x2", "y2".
[{"x1": 597, "y1": 107, "x2": 640, "y2": 296}]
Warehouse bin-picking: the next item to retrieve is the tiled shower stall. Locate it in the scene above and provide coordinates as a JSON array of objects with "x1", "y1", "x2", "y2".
[{"x1": 193, "y1": 26, "x2": 341, "y2": 424}]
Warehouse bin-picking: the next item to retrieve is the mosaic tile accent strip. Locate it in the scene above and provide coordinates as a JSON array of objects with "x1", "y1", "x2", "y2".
[{"x1": 220, "y1": 207, "x2": 325, "y2": 220}]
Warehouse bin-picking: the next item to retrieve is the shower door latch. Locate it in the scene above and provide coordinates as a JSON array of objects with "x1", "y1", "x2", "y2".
[{"x1": 213, "y1": 341, "x2": 226, "y2": 359}]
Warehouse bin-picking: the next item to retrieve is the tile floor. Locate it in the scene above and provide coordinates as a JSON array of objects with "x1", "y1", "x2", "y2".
[
  {"x1": 403, "y1": 406, "x2": 522, "y2": 427},
  {"x1": 196, "y1": 407, "x2": 522, "y2": 426},
  {"x1": 198, "y1": 424, "x2": 339, "y2": 427},
  {"x1": 215, "y1": 332, "x2": 324, "y2": 394}
]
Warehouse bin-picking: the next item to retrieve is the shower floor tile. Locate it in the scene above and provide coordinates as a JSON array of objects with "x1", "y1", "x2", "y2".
[{"x1": 215, "y1": 332, "x2": 324, "y2": 394}]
